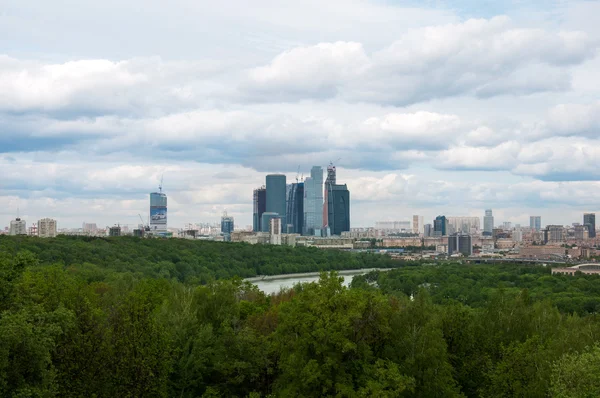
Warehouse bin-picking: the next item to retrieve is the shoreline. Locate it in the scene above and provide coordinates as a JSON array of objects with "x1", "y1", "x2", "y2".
[{"x1": 244, "y1": 268, "x2": 391, "y2": 283}]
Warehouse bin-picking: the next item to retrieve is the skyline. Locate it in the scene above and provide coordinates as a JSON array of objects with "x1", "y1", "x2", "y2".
[{"x1": 2, "y1": 0, "x2": 600, "y2": 228}]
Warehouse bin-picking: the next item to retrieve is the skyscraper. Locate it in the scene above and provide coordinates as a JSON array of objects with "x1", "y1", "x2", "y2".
[
  {"x1": 261, "y1": 212, "x2": 280, "y2": 233},
  {"x1": 150, "y1": 182, "x2": 167, "y2": 233},
  {"x1": 303, "y1": 166, "x2": 323, "y2": 235},
  {"x1": 530, "y1": 216, "x2": 542, "y2": 232},
  {"x1": 266, "y1": 174, "x2": 286, "y2": 232},
  {"x1": 326, "y1": 184, "x2": 350, "y2": 236},
  {"x1": 221, "y1": 211, "x2": 234, "y2": 242},
  {"x1": 323, "y1": 163, "x2": 337, "y2": 233},
  {"x1": 412, "y1": 215, "x2": 424, "y2": 234},
  {"x1": 253, "y1": 186, "x2": 266, "y2": 232},
  {"x1": 584, "y1": 213, "x2": 596, "y2": 238},
  {"x1": 9, "y1": 218, "x2": 26, "y2": 235},
  {"x1": 286, "y1": 182, "x2": 304, "y2": 234},
  {"x1": 483, "y1": 209, "x2": 494, "y2": 236},
  {"x1": 434, "y1": 216, "x2": 448, "y2": 236}
]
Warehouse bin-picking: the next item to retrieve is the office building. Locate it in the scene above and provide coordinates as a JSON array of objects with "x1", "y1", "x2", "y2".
[
  {"x1": 544, "y1": 225, "x2": 564, "y2": 243},
  {"x1": 252, "y1": 186, "x2": 266, "y2": 232},
  {"x1": 150, "y1": 189, "x2": 167, "y2": 233},
  {"x1": 424, "y1": 224, "x2": 432, "y2": 237},
  {"x1": 412, "y1": 215, "x2": 424, "y2": 234},
  {"x1": 483, "y1": 209, "x2": 494, "y2": 236},
  {"x1": 574, "y1": 225, "x2": 589, "y2": 241},
  {"x1": 513, "y1": 228, "x2": 523, "y2": 242},
  {"x1": 261, "y1": 212, "x2": 280, "y2": 233},
  {"x1": 434, "y1": 216, "x2": 448, "y2": 236},
  {"x1": 326, "y1": 183, "x2": 350, "y2": 236},
  {"x1": 37, "y1": 218, "x2": 57, "y2": 238},
  {"x1": 9, "y1": 218, "x2": 27, "y2": 236},
  {"x1": 303, "y1": 166, "x2": 324, "y2": 236},
  {"x1": 266, "y1": 174, "x2": 286, "y2": 232},
  {"x1": 286, "y1": 182, "x2": 304, "y2": 234},
  {"x1": 584, "y1": 213, "x2": 596, "y2": 238},
  {"x1": 530, "y1": 216, "x2": 542, "y2": 232},
  {"x1": 323, "y1": 163, "x2": 337, "y2": 235},
  {"x1": 221, "y1": 212, "x2": 234, "y2": 242},
  {"x1": 447, "y1": 217, "x2": 480, "y2": 234},
  {"x1": 448, "y1": 233, "x2": 473, "y2": 256}
]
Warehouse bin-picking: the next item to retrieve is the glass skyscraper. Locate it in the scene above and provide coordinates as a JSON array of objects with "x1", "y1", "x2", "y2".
[
  {"x1": 286, "y1": 182, "x2": 304, "y2": 234},
  {"x1": 303, "y1": 166, "x2": 323, "y2": 235},
  {"x1": 220, "y1": 212, "x2": 234, "y2": 241},
  {"x1": 326, "y1": 183, "x2": 350, "y2": 236},
  {"x1": 584, "y1": 213, "x2": 596, "y2": 238},
  {"x1": 434, "y1": 215, "x2": 448, "y2": 236},
  {"x1": 150, "y1": 191, "x2": 167, "y2": 232},
  {"x1": 483, "y1": 209, "x2": 494, "y2": 236},
  {"x1": 253, "y1": 186, "x2": 266, "y2": 232},
  {"x1": 266, "y1": 174, "x2": 286, "y2": 232},
  {"x1": 530, "y1": 216, "x2": 542, "y2": 231}
]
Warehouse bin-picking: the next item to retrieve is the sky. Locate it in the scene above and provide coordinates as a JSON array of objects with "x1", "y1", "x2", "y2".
[{"x1": 1, "y1": 0, "x2": 600, "y2": 229}]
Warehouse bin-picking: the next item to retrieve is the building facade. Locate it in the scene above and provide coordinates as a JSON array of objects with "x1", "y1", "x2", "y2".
[
  {"x1": 150, "y1": 191, "x2": 167, "y2": 232},
  {"x1": 412, "y1": 215, "x2": 424, "y2": 234},
  {"x1": 220, "y1": 212, "x2": 234, "y2": 242},
  {"x1": 530, "y1": 216, "x2": 542, "y2": 232},
  {"x1": 261, "y1": 212, "x2": 280, "y2": 233},
  {"x1": 584, "y1": 213, "x2": 596, "y2": 238},
  {"x1": 9, "y1": 218, "x2": 27, "y2": 235},
  {"x1": 269, "y1": 217, "x2": 282, "y2": 245},
  {"x1": 434, "y1": 216, "x2": 448, "y2": 236},
  {"x1": 303, "y1": 166, "x2": 324, "y2": 236},
  {"x1": 448, "y1": 217, "x2": 480, "y2": 234},
  {"x1": 544, "y1": 225, "x2": 565, "y2": 243},
  {"x1": 448, "y1": 233, "x2": 473, "y2": 256},
  {"x1": 286, "y1": 182, "x2": 304, "y2": 234},
  {"x1": 327, "y1": 184, "x2": 350, "y2": 236},
  {"x1": 37, "y1": 218, "x2": 57, "y2": 238},
  {"x1": 252, "y1": 186, "x2": 266, "y2": 232},
  {"x1": 323, "y1": 163, "x2": 337, "y2": 234},
  {"x1": 266, "y1": 174, "x2": 286, "y2": 232},
  {"x1": 483, "y1": 209, "x2": 494, "y2": 236}
]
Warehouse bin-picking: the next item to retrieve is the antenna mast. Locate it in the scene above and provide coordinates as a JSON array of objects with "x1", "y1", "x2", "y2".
[{"x1": 159, "y1": 174, "x2": 164, "y2": 193}]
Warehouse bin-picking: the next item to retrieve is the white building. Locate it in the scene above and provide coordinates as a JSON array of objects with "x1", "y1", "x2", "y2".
[
  {"x1": 412, "y1": 215, "x2": 424, "y2": 234},
  {"x1": 9, "y1": 218, "x2": 27, "y2": 235},
  {"x1": 38, "y1": 218, "x2": 57, "y2": 238},
  {"x1": 447, "y1": 217, "x2": 480, "y2": 234},
  {"x1": 374, "y1": 221, "x2": 411, "y2": 232},
  {"x1": 270, "y1": 217, "x2": 282, "y2": 245}
]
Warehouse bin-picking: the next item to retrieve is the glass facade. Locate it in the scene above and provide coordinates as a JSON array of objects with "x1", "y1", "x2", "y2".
[
  {"x1": 150, "y1": 192, "x2": 167, "y2": 232},
  {"x1": 266, "y1": 175, "x2": 286, "y2": 232},
  {"x1": 303, "y1": 166, "x2": 323, "y2": 235},
  {"x1": 326, "y1": 184, "x2": 350, "y2": 236},
  {"x1": 530, "y1": 216, "x2": 542, "y2": 231},
  {"x1": 584, "y1": 213, "x2": 596, "y2": 238},
  {"x1": 286, "y1": 182, "x2": 304, "y2": 234},
  {"x1": 253, "y1": 186, "x2": 266, "y2": 232}
]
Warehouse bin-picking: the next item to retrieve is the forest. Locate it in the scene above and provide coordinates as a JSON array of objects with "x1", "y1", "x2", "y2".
[{"x1": 2, "y1": 236, "x2": 600, "y2": 397}]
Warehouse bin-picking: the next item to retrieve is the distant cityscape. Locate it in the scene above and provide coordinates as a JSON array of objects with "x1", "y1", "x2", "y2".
[{"x1": 2, "y1": 163, "x2": 599, "y2": 262}]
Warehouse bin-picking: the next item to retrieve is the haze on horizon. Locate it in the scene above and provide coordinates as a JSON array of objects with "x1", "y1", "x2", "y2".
[{"x1": 1, "y1": 0, "x2": 600, "y2": 229}]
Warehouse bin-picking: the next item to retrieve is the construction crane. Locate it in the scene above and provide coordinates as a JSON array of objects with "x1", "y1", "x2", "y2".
[
  {"x1": 138, "y1": 214, "x2": 150, "y2": 232},
  {"x1": 296, "y1": 165, "x2": 300, "y2": 183},
  {"x1": 158, "y1": 174, "x2": 164, "y2": 193}
]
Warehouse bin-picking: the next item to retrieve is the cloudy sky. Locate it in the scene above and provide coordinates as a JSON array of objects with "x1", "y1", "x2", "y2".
[{"x1": 1, "y1": 0, "x2": 600, "y2": 230}]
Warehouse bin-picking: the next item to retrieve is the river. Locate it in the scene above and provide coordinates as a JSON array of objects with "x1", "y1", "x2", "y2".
[{"x1": 246, "y1": 268, "x2": 390, "y2": 295}]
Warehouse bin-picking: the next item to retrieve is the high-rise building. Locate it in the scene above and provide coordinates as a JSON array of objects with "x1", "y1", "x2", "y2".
[
  {"x1": 448, "y1": 233, "x2": 472, "y2": 256},
  {"x1": 253, "y1": 186, "x2": 266, "y2": 232},
  {"x1": 544, "y1": 225, "x2": 564, "y2": 243},
  {"x1": 150, "y1": 183, "x2": 167, "y2": 233},
  {"x1": 286, "y1": 182, "x2": 304, "y2": 234},
  {"x1": 447, "y1": 217, "x2": 480, "y2": 234},
  {"x1": 221, "y1": 211, "x2": 234, "y2": 242},
  {"x1": 9, "y1": 218, "x2": 27, "y2": 236},
  {"x1": 323, "y1": 163, "x2": 337, "y2": 233},
  {"x1": 266, "y1": 174, "x2": 286, "y2": 232},
  {"x1": 412, "y1": 215, "x2": 424, "y2": 234},
  {"x1": 502, "y1": 222, "x2": 512, "y2": 230},
  {"x1": 109, "y1": 226, "x2": 121, "y2": 237},
  {"x1": 326, "y1": 183, "x2": 350, "y2": 236},
  {"x1": 434, "y1": 216, "x2": 448, "y2": 236},
  {"x1": 483, "y1": 209, "x2": 494, "y2": 236},
  {"x1": 261, "y1": 212, "x2": 280, "y2": 233},
  {"x1": 584, "y1": 213, "x2": 596, "y2": 238},
  {"x1": 424, "y1": 224, "x2": 432, "y2": 237},
  {"x1": 303, "y1": 166, "x2": 324, "y2": 236},
  {"x1": 269, "y1": 217, "x2": 282, "y2": 245},
  {"x1": 37, "y1": 218, "x2": 57, "y2": 238},
  {"x1": 375, "y1": 221, "x2": 411, "y2": 231},
  {"x1": 530, "y1": 216, "x2": 542, "y2": 232}
]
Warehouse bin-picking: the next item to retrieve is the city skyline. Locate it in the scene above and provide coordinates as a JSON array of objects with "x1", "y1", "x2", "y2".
[{"x1": 2, "y1": 1, "x2": 600, "y2": 229}]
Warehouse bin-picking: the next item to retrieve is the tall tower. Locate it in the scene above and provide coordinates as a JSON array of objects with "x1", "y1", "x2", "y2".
[
  {"x1": 530, "y1": 216, "x2": 542, "y2": 232},
  {"x1": 253, "y1": 186, "x2": 266, "y2": 232},
  {"x1": 221, "y1": 211, "x2": 234, "y2": 241},
  {"x1": 326, "y1": 184, "x2": 350, "y2": 236},
  {"x1": 584, "y1": 213, "x2": 596, "y2": 238},
  {"x1": 303, "y1": 166, "x2": 324, "y2": 236},
  {"x1": 323, "y1": 163, "x2": 336, "y2": 231},
  {"x1": 150, "y1": 179, "x2": 167, "y2": 233},
  {"x1": 483, "y1": 209, "x2": 494, "y2": 236},
  {"x1": 286, "y1": 182, "x2": 304, "y2": 234},
  {"x1": 266, "y1": 174, "x2": 286, "y2": 232}
]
